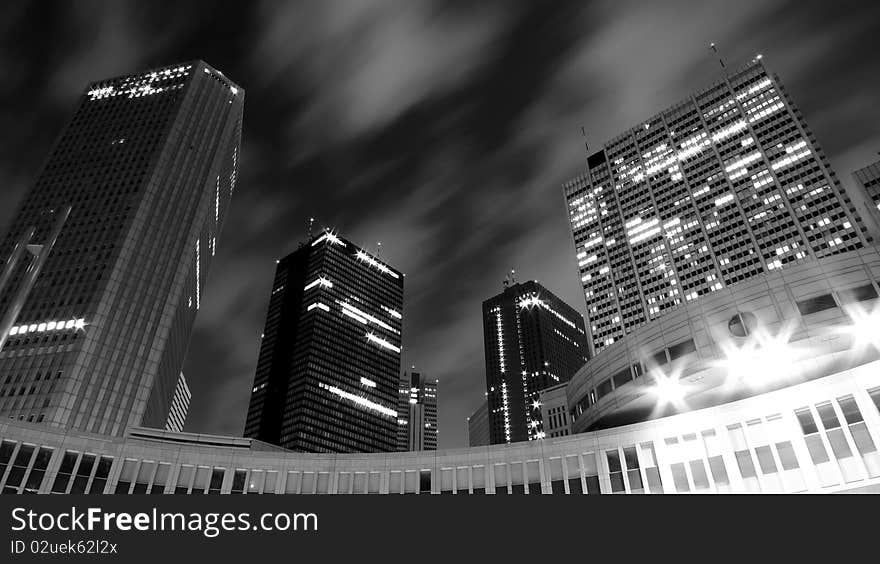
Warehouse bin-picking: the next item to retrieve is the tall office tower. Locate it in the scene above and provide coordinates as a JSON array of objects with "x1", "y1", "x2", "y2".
[
  {"x1": 854, "y1": 160, "x2": 880, "y2": 213},
  {"x1": 467, "y1": 400, "x2": 490, "y2": 447},
  {"x1": 396, "y1": 370, "x2": 438, "y2": 451},
  {"x1": 482, "y1": 280, "x2": 589, "y2": 444},
  {"x1": 0, "y1": 61, "x2": 243, "y2": 434},
  {"x1": 244, "y1": 231, "x2": 404, "y2": 453},
  {"x1": 564, "y1": 59, "x2": 872, "y2": 357},
  {"x1": 164, "y1": 372, "x2": 191, "y2": 433}
]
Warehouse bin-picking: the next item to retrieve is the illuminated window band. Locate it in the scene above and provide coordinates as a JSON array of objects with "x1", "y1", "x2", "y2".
[
  {"x1": 87, "y1": 66, "x2": 191, "y2": 101},
  {"x1": 8, "y1": 318, "x2": 86, "y2": 336},
  {"x1": 303, "y1": 277, "x2": 333, "y2": 292},
  {"x1": 338, "y1": 301, "x2": 396, "y2": 333},
  {"x1": 318, "y1": 382, "x2": 397, "y2": 418},
  {"x1": 355, "y1": 250, "x2": 399, "y2": 279},
  {"x1": 312, "y1": 231, "x2": 345, "y2": 247},
  {"x1": 366, "y1": 332, "x2": 401, "y2": 354},
  {"x1": 517, "y1": 294, "x2": 578, "y2": 331},
  {"x1": 307, "y1": 302, "x2": 329, "y2": 312},
  {"x1": 381, "y1": 305, "x2": 402, "y2": 319},
  {"x1": 360, "y1": 377, "x2": 376, "y2": 388}
]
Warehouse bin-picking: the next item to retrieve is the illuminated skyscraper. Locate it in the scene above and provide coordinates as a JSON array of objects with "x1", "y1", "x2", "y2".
[
  {"x1": 244, "y1": 231, "x2": 404, "y2": 453},
  {"x1": 565, "y1": 59, "x2": 873, "y2": 356},
  {"x1": 482, "y1": 280, "x2": 589, "y2": 444},
  {"x1": 396, "y1": 370, "x2": 438, "y2": 451},
  {"x1": 0, "y1": 61, "x2": 243, "y2": 434}
]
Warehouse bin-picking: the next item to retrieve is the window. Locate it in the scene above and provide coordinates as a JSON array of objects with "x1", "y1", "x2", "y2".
[
  {"x1": 668, "y1": 338, "x2": 697, "y2": 361},
  {"x1": 755, "y1": 446, "x2": 777, "y2": 474},
  {"x1": 623, "y1": 447, "x2": 643, "y2": 492},
  {"x1": 612, "y1": 367, "x2": 632, "y2": 390},
  {"x1": 231, "y1": 470, "x2": 246, "y2": 494},
  {"x1": 606, "y1": 450, "x2": 625, "y2": 493},
  {"x1": 596, "y1": 379, "x2": 613, "y2": 400},
  {"x1": 652, "y1": 349, "x2": 669, "y2": 366},
  {"x1": 175, "y1": 465, "x2": 193, "y2": 494},
  {"x1": 71, "y1": 454, "x2": 96, "y2": 494},
  {"x1": 795, "y1": 294, "x2": 837, "y2": 315},
  {"x1": 837, "y1": 395, "x2": 876, "y2": 455},
  {"x1": 775, "y1": 442, "x2": 799, "y2": 470},
  {"x1": 419, "y1": 470, "x2": 431, "y2": 494},
  {"x1": 671, "y1": 463, "x2": 690, "y2": 492},
  {"x1": 838, "y1": 284, "x2": 878, "y2": 303},
  {"x1": 51, "y1": 451, "x2": 78, "y2": 494},
  {"x1": 23, "y1": 448, "x2": 53, "y2": 494},
  {"x1": 88, "y1": 457, "x2": 113, "y2": 494},
  {"x1": 3, "y1": 445, "x2": 34, "y2": 493},
  {"x1": 816, "y1": 401, "x2": 852, "y2": 460},
  {"x1": 795, "y1": 407, "x2": 830, "y2": 464}
]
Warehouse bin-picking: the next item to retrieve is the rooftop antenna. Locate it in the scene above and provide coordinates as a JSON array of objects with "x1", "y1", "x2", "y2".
[
  {"x1": 376, "y1": 241, "x2": 382, "y2": 258},
  {"x1": 709, "y1": 42, "x2": 726, "y2": 70},
  {"x1": 510, "y1": 268, "x2": 517, "y2": 285},
  {"x1": 580, "y1": 125, "x2": 589, "y2": 156},
  {"x1": 307, "y1": 217, "x2": 314, "y2": 238}
]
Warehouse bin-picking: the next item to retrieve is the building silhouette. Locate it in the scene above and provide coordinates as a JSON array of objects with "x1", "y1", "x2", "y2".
[
  {"x1": 467, "y1": 400, "x2": 490, "y2": 447},
  {"x1": 244, "y1": 231, "x2": 404, "y2": 453},
  {"x1": 396, "y1": 370, "x2": 438, "y2": 451},
  {"x1": 0, "y1": 61, "x2": 243, "y2": 435},
  {"x1": 482, "y1": 280, "x2": 589, "y2": 444}
]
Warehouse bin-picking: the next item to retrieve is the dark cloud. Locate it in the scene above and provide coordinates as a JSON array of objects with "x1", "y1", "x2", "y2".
[{"x1": 1, "y1": 0, "x2": 878, "y2": 447}]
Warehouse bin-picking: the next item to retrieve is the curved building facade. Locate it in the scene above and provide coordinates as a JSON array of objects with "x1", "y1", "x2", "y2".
[
  {"x1": 567, "y1": 247, "x2": 880, "y2": 433},
  {"x1": 1, "y1": 356, "x2": 879, "y2": 495}
]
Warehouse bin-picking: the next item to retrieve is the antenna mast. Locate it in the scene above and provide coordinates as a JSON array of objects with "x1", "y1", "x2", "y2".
[{"x1": 709, "y1": 42, "x2": 726, "y2": 70}]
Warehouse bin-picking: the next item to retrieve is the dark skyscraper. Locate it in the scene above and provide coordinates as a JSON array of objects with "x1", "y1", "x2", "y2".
[
  {"x1": 564, "y1": 59, "x2": 872, "y2": 356},
  {"x1": 244, "y1": 231, "x2": 404, "y2": 453},
  {"x1": 396, "y1": 369, "x2": 438, "y2": 451},
  {"x1": 482, "y1": 280, "x2": 589, "y2": 444},
  {"x1": 467, "y1": 400, "x2": 490, "y2": 447},
  {"x1": 0, "y1": 61, "x2": 243, "y2": 435}
]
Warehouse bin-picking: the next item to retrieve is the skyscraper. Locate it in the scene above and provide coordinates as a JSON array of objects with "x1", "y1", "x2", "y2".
[
  {"x1": 467, "y1": 400, "x2": 490, "y2": 447},
  {"x1": 244, "y1": 231, "x2": 404, "y2": 453},
  {"x1": 396, "y1": 370, "x2": 438, "y2": 451},
  {"x1": 0, "y1": 61, "x2": 243, "y2": 435},
  {"x1": 564, "y1": 58, "x2": 872, "y2": 357},
  {"x1": 482, "y1": 280, "x2": 589, "y2": 444},
  {"x1": 853, "y1": 160, "x2": 880, "y2": 213},
  {"x1": 164, "y1": 372, "x2": 191, "y2": 433}
]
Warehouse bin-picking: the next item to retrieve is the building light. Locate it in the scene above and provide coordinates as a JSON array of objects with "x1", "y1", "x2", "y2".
[
  {"x1": 318, "y1": 382, "x2": 396, "y2": 418},
  {"x1": 355, "y1": 249, "x2": 399, "y2": 279},
  {"x1": 7, "y1": 318, "x2": 87, "y2": 337},
  {"x1": 303, "y1": 277, "x2": 333, "y2": 292},
  {"x1": 307, "y1": 302, "x2": 329, "y2": 312},
  {"x1": 312, "y1": 231, "x2": 345, "y2": 247},
  {"x1": 366, "y1": 332, "x2": 401, "y2": 353},
  {"x1": 360, "y1": 377, "x2": 377, "y2": 388},
  {"x1": 381, "y1": 305, "x2": 402, "y2": 319}
]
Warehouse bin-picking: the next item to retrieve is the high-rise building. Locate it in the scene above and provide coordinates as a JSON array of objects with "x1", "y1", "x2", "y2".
[
  {"x1": 396, "y1": 370, "x2": 438, "y2": 451},
  {"x1": 467, "y1": 400, "x2": 490, "y2": 447},
  {"x1": 244, "y1": 231, "x2": 404, "y2": 453},
  {"x1": 564, "y1": 59, "x2": 872, "y2": 357},
  {"x1": 853, "y1": 160, "x2": 880, "y2": 213},
  {"x1": 164, "y1": 372, "x2": 191, "y2": 433},
  {"x1": 0, "y1": 61, "x2": 243, "y2": 435},
  {"x1": 482, "y1": 280, "x2": 589, "y2": 444}
]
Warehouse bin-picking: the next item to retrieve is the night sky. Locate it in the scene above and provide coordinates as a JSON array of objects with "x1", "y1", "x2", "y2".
[{"x1": 1, "y1": 1, "x2": 878, "y2": 448}]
